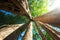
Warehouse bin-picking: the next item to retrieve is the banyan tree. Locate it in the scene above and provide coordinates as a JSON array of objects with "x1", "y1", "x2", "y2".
[{"x1": 0, "y1": 0, "x2": 60, "y2": 40}]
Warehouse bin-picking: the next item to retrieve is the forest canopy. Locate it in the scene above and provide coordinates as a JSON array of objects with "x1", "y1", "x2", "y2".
[
  {"x1": 0, "y1": 0, "x2": 59, "y2": 40},
  {"x1": 28, "y1": 0, "x2": 48, "y2": 17}
]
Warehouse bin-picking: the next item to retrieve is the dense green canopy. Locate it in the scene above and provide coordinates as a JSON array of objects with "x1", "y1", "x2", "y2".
[{"x1": 28, "y1": 0, "x2": 48, "y2": 17}]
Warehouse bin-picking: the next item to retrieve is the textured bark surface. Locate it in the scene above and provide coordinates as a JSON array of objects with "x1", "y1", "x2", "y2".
[
  {"x1": 4, "y1": 22, "x2": 30, "y2": 40},
  {"x1": 0, "y1": 24, "x2": 24, "y2": 40},
  {"x1": 0, "y1": 22, "x2": 30, "y2": 40},
  {"x1": 34, "y1": 8, "x2": 60, "y2": 27},
  {"x1": 22, "y1": 21, "x2": 33, "y2": 40}
]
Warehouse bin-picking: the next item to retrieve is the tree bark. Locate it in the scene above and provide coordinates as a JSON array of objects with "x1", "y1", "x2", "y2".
[
  {"x1": 37, "y1": 21, "x2": 60, "y2": 40},
  {"x1": 0, "y1": 24, "x2": 23, "y2": 40},
  {"x1": 10, "y1": 0, "x2": 31, "y2": 18},
  {"x1": 33, "y1": 8, "x2": 60, "y2": 27},
  {"x1": 22, "y1": 21, "x2": 33, "y2": 40},
  {"x1": 0, "y1": 22, "x2": 30, "y2": 40}
]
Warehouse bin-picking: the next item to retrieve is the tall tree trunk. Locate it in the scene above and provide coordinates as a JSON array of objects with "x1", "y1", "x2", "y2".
[
  {"x1": 35, "y1": 21, "x2": 47, "y2": 40},
  {"x1": 37, "y1": 21, "x2": 60, "y2": 40},
  {"x1": 33, "y1": 8, "x2": 60, "y2": 27},
  {"x1": 0, "y1": 0, "x2": 31, "y2": 19},
  {"x1": 0, "y1": 22, "x2": 29, "y2": 40},
  {"x1": 22, "y1": 21, "x2": 33, "y2": 40},
  {"x1": 0, "y1": 24, "x2": 23, "y2": 40},
  {"x1": 10, "y1": 0, "x2": 32, "y2": 18}
]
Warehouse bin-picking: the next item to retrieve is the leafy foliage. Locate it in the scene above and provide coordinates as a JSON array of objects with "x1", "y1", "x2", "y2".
[
  {"x1": 33, "y1": 24, "x2": 42, "y2": 40},
  {"x1": 28, "y1": 0, "x2": 48, "y2": 17},
  {"x1": 33, "y1": 24, "x2": 53, "y2": 40},
  {"x1": 0, "y1": 11, "x2": 29, "y2": 26},
  {"x1": 28, "y1": 0, "x2": 53, "y2": 40}
]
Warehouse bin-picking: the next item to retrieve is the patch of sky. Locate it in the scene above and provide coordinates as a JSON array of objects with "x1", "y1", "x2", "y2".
[
  {"x1": 48, "y1": 0, "x2": 60, "y2": 11},
  {"x1": 50, "y1": 25, "x2": 60, "y2": 32},
  {"x1": 0, "y1": 10, "x2": 16, "y2": 16},
  {"x1": 18, "y1": 32, "x2": 25, "y2": 40}
]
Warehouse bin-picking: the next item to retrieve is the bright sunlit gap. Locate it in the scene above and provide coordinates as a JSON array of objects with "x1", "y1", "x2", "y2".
[{"x1": 48, "y1": 0, "x2": 60, "y2": 11}]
